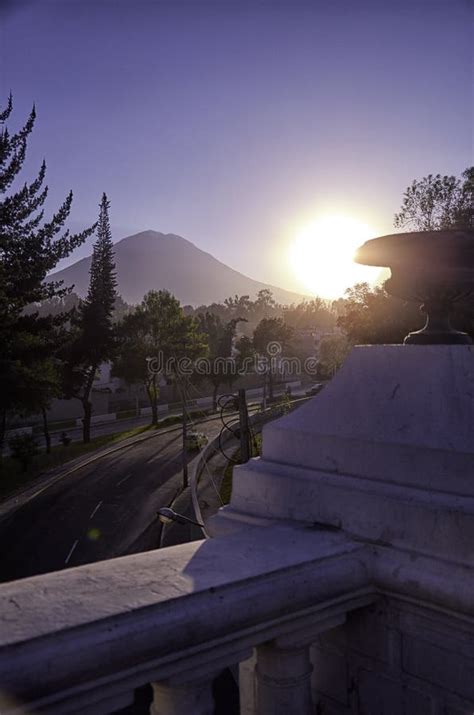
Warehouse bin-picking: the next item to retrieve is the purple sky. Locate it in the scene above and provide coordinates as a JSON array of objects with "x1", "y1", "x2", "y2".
[{"x1": 1, "y1": 0, "x2": 472, "y2": 293}]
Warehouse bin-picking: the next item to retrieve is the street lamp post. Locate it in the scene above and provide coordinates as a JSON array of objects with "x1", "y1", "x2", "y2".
[
  {"x1": 157, "y1": 506, "x2": 205, "y2": 544},
  {"x1": 157, "y1": 507, "x2": 204, "y2": 528},
  {"x1": 178, "y1": 385, "x2": 189, "y2": 489}
]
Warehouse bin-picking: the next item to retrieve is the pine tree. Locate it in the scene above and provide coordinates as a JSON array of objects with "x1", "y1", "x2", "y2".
[
  {"x1": 0, "y1": 96, "x2": 94, "y2": 318},
  {"x1": 0, "y1": 95, "x2": 94, "y2": 452},
  {"x1": 82, "y1": 193, "x2": 117, "y2": 352},
  {"x1": 62, "y1": 194, "x2": 117, "y2": 442}
]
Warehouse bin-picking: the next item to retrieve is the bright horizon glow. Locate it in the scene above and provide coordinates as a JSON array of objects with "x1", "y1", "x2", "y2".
[{"x1": 290, "y1": 215, "x2": 381, "y2": 299}]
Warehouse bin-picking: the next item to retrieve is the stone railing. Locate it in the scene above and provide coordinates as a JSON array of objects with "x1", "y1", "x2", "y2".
[
  {"x1": 3, "y1": 516, "x2": 473, "y2": 715},
  {"x1": 0, "y1": 523, "x2": 373, "y2": 715}
]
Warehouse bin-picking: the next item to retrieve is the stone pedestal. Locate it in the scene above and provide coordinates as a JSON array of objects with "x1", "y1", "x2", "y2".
[
  {"x1": 209, "y1": 345, "x2": 474, "y2": 714},
  {"x1": 212, "y1": 345, "x2": 474, "y2": 566}
]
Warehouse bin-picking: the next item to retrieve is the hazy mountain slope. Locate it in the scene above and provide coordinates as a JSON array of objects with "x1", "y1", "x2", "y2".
[{"x1": 49, "y1": 230, "x2": 306, "y2": 306}]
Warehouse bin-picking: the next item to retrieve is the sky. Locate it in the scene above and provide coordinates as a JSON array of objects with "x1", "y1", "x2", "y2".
[{"x1": 0, "y1": 0, "x2": 472, "y2": 296}]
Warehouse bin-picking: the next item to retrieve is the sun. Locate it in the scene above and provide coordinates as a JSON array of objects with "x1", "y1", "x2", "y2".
[{"x1": 290, "y1": 215, "x2": 380, "y2": 299}]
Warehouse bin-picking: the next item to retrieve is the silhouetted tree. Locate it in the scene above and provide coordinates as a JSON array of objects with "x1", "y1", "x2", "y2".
[
  {"x1": 197, "y1": 313, "x2": 246, "y2": 410},
  {"x1": 253, "y1": 317, "x2": 293, "y2": 400},
  {"x1": 249, "y1": 289, "x2": 278, "y2": 325},
  {"x1": 112, "y1": 308, "x2": 158, "y2": 423},
  {"x1": 394, "y1": 167, "x2": 473, "y2": 231},
  {"x1": 338, "y1": 281, "x2": 474, "y2": 346},
  {"x1": 62, "y1": 194, "x2": 117, "y2": 442},
  {"x1": 113, "y1": 290, "x2": 207, "y2": 425},
  {"x1": 337, "y1": 283, "x2": 423, "y2": 345},
  {"x1": 234, "y1": 334, "x2": 256, "y2": 379},
  {"x1": 283, "y1": 297, "x2": 336, "y2": 331},
  {"x1": 0, "y1": 95, "x2": 94, "y2": 452},
  {"x1": 317, "y1": 334, "x2": 350, "y2": 378}
]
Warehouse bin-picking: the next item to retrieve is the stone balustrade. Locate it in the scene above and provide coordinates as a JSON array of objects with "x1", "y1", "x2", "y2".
[
  {"x1": 0, "y1": 524, "x2": 373, "y2": 715},
  {"x1": 2, "y1": 520, "x2": 474, "y2": 714}
]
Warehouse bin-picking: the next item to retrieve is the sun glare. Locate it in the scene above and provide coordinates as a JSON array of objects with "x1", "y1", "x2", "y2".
[{"x1": 290, "y1": 215, "x2": 381, "y2": 299}]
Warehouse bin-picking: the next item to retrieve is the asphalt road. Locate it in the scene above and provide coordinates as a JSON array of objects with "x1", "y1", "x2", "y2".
[{"x1": 0, "y1": 416, "x2": 226, "y2": 584}]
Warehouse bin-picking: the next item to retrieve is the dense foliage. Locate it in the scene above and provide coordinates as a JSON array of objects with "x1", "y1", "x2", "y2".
[
  {"x1": 0, "y1": 96, "x2": 94, "y2": 451},
  {"x1": 196, "y1": 313, "x2": 246, "y2": 410},
  {"x1": 113, "y1": 290, "x2": 207, "y2": 424},
  {"x1": 394, "y1": 167, "x2": 473, "y2": 231}
]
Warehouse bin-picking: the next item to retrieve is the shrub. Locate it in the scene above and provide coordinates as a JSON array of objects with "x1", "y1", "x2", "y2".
[{"x1": 8, "y1": 433, "x2": 39, "y2": 472}]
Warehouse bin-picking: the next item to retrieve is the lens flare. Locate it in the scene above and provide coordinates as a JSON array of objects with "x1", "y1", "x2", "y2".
[{"x1": 87, "y1": 528, "x2": 101, "y2": 541}]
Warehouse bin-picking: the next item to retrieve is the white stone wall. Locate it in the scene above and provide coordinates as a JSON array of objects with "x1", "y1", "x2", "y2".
[
  {"x1": 211, "y1": 344, "x2": 474, "y2": 713},
  {"x1": 311, "y1": 599, "x2": 474, "y2": 715}
]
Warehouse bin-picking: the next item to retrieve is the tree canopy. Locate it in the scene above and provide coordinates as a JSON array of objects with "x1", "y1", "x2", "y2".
[
  {"x1": 197, "y1": 312, "x2": 246, "y2": 409},
  {"x1": 336, "y1": 283, "x2": 422, "y2": 345},
  {"x1": 0, "y1": 96, "x2": 94, "y2": 450},
  {"x1": 113, "y1": 290, "x2": 207, "y2": 425},
  {"x1": 253, "y1": 317, "x2": 293, "y2": 400},
  {"x1": 394, "y1": 167, "x2": 473, "y2": 231}
]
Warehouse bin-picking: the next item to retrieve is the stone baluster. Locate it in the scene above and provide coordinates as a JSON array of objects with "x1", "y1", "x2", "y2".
[
  {"x1": 255, "y1": 642, "x2": 313, "y2": 715},
  {"x1": 150, "y1": 646, "x2": 251, "y2": 715},
  {"x1": 150, "y1": 677, "x2": 215, "y2": 715},
  {"x1": 254, "y1": 613, "x2": 346, "y2": 715}
]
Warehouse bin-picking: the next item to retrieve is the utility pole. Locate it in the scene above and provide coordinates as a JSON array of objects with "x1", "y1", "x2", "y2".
[
  {"x1": 238, "y1": 388, "x2": 251, "y2": 463},
  {"x1": 178, "y1": 384, "x2": 189, "y2": 489},
  {"x1": 182, "y1": 397, "x2": 188, "y2": 489}
]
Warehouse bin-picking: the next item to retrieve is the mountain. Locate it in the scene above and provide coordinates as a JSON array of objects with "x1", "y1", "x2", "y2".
[{"x1": 49, "y1": 230, "x2": 307, "y2": 306}]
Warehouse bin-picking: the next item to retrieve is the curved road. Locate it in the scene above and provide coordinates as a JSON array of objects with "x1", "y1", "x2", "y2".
[{"x1": 0, "y1": 416, "x2": 226, "y2": 584}]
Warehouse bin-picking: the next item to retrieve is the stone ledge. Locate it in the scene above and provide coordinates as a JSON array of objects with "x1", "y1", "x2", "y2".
[
  {"x1": 1, "y1": 526, "x2": 474, "y2": 713},
  {"x1": 0, "y1": 526, "x2": 370, "y2": 712},
  {"x1": 224, "y1": 458, "x2": 474, "y2": 565},
  {"x1": 263, "y1": 346, "x2": 474, "y2": 456}
]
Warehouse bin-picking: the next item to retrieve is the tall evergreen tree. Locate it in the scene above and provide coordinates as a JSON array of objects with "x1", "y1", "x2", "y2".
[
  {"x1": 0, "y1": 95, "x2": 94, "y2": 453},
  {"x1": 62, "y1": 194, "x2": 117, "y2": 442},
  {"x1": 82, "y1": 193, "x2": 117, "y2": 348}
]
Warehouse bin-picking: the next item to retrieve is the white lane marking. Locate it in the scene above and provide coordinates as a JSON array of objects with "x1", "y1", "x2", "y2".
[
  {"x1": 116, "y1": 473, "x2": 132, "y2": 486},
  {"x1": 89, "y1": 500, "x2": 103, "y2": 519},
  {"x1": 65, "y1": 540, "x2": 79, "y2": 564},
  {"x1": 146, "y1": 454, "x2": 162, "y2": 465}
]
